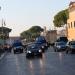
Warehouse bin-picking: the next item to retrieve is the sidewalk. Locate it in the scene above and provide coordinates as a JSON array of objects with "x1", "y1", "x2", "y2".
[{"x1": 0, "y1": 52, "x2": 6, "y2": 60}]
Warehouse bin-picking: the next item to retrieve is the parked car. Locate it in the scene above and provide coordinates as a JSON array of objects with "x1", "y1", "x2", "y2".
[
  {"x1": 54, "y1": 41, "x2": 67, "y2": 52},
  {"x1": 55, "y1": 37, "x2": 68, "y2": 46},
  {"x1": 12, "y1": 41, "x2": 24, "y2": 54},
  {"x1": 66, "y1": 41, "x2": 75, "y2": 54},
  {"x1": 4, "y1": 43, "x2": 12, "y2": 52},
  {"x1": 26, "y1": 43, "x2": 42, "y2": 58},
  {"x1": 0, "y1": 44, "x2": 5, "y2": 53},
  {"x1": 56, "y1": 37, "x2": 68, "y2": 43}
]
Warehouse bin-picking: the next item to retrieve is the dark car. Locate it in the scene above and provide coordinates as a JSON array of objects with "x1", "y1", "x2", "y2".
[
  {"x1": 56, "y1": 37, "x2": 68, "y2": 43},
  {"x1": 26, "y1": 43, "x2": 42, "y2": 58},
  {"x1": 54, "y1": 42, "x2": 67, "y2": 52},
  {"x1": 0, "y1": 44, "x2": 5, "y2": 53},
  {"x1": 34, "y1": 42, "x2": 47, "y2": 52},
  {"x1": 66, "y1": 41, "x2": 75, "y2": 54},
  {"x1": 35, "y1": 36, "x2": 48, "y2": 49},
  {"x1": 12, "y1": 42, "x2": 24, "y2": 54},
  {"x1": 4, "y1": 44, "x2": 12, "y2": 52}
]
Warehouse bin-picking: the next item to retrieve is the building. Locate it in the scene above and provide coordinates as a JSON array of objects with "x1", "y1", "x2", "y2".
[
  {"x1": 0, "y1": 27, "x2": 11, "y2": 39},
  {"x1": 57, "y1": 29, "x2": 67, "y2": 38},
  {"x1": 40, "y1": 27, "x2": 57, "y2": 43},
  {"x1": 67, "y1": 2, "x2": 75, "y2": 41},
  {"x1": 6, "y1": 36, "x2": 21, "y2": 45},
  {"x1": 0, "y1": 27, "x2": 12, "y2": 44},
  {"x1": 46, "y1": 30, "x2": 57, "y2": 43}
]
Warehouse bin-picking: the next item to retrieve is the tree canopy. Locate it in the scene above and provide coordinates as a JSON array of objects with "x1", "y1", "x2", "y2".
[
  {"x1": 53, "y1": 9, "x2": 69, "y2": 27},
  {"x1": 20, "y1": 26, "x2": 43, "y2": 41}
]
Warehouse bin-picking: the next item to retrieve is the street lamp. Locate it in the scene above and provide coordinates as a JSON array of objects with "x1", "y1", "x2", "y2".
[
  {"x1": 0, "y1": 6, "x2": 1, "y2": 10},
  {"x1": 1, "y1": 19, "x2": 6, "y2": 46},
  {"x1": 2, "y1": 19, "x2": 4, "y2": 45}
]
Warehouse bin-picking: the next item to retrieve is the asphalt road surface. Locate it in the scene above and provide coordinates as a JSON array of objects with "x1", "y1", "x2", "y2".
[{"x1": 0, "y1": 47, "x2": 75, "y2": 75}]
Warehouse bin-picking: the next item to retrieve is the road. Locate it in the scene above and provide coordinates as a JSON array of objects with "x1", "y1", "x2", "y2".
[{"x1": 0, "y1": 47, "x2": 75, "y2": 75}]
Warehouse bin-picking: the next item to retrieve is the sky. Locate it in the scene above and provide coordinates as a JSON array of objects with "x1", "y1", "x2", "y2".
[{"x1": 0, "y1": 0, "x2": 74, "y2": 36}]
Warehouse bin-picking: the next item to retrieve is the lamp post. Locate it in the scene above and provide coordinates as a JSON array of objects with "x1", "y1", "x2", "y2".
[
  {"x1": 1, "y1": 19, "x2": 6, "y2": 47},
  {"x1": 2, "y1": 19, "x2": 4, "y2": 46}
]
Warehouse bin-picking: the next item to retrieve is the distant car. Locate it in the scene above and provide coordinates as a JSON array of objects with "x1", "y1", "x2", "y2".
[
  {"x1": 66, "y1": 41, "x2": 75, "y2": 54},
  {"x1": 56, "y1": 37, "x2": 68, "y2": 43},
  {"x1": 54, "y1": 42, "x2": 67, "y2": 52},
  {"x1": 4, "y1": 44, "x2": 12, "y2": 52},
  {"x1": 0, "y1": 44, "x2": 4, "y2": 53},
  {"x1": 26, "y1": 43, "x2": 42, "y2": 58},
  {"x1": 12, "y1": 42, "x2": 24, "y2": 54},
  {"x1": 35, "y1": 36, "x2": 48, "y2": 49}
]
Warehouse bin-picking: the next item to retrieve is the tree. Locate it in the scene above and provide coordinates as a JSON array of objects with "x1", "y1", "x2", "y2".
[
  {"x1": 53, "y1": 9, "x2": 69, "y2": 27},
  {"x1": 28, "y1": 26, "x2": 43, "y2": 33},
  {"x1": 20, "y1": 26, "x2": 43, "y2": 41}
]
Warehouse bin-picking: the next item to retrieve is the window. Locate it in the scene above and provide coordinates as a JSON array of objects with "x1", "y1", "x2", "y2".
[
  {"x1": 74, "y1": 21, "x2": 75, "y2": 27},
  {"x1": 71, "y1": 22, "x2": 72, "y2": 28}
]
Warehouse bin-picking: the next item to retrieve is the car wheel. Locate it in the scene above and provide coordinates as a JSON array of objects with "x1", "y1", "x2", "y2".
[
  {"x1": 26, "y1": 54, "x2": 30, "y2": 58},
  {"x1": 14, "y1": 51, "x2": 16, "y2": 54},
  {"x1": 54, "y1": 49, "x2": 56, "y2": 52},
  {"x1": 54, "y1": 49, "x2": 57, "y2": 52},
  {"x1": 66, "y1": 48, "x2": 71, "y2": 54},
  {"x1": 42, "y1": 49, "x2": 45, "y2": 53},
  {"x1": 66, "y1": 50, "x2": 68, "y2": 54},
  {"x1": 39, "y1": 53, "x2": 42, "y2": 58},
  {"x1": 20, "y1": 50, "x2": 23, "y2": 53},
  {"x1": 40, "y1": 53, "x2": 42, "y2": 56}
]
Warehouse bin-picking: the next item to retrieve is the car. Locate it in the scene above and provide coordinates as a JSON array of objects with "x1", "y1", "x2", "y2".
[
  {"x1": 66, "y1": 41, "x2": 75, "y2": 54},
  {"x1": 56, "y1": 37, "x2": 68, "y2": 43},
  {"x1": 26, "y1": 43, "x2": 42, "y2": 58},
  {"x1": 12, "y1": 41, "x2": 24, "y2": 54},
  {"x1": 0, "y1": 44, "x2": 5, "y2": 53},
  {"x1": 54, "y1": 41, "x2": 67, "y2": 52},
  {"x1": 4, "y1": 43, "x2": 12, "y2": 52},
  {"x1": 35, "y1": 36, "x2": 48, "y2": 49},
  {"x1": 34, "y1": 42, "x2": 47, "y2": 52}
]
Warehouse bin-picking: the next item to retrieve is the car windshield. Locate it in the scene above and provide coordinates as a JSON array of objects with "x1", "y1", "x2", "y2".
[
  {"x1": 35, "y1": 36, "x2": 46, "y2": 43},
  {"x1": 13, "y1": 42, "x2": 22, "y2": 47},
  {"x1": 56, "y1": 42, "x2": 65, "y2": 45},
  {"x1": 35, "y1": 42, "x2": 42, "y2": 44},
  {"x1": 27, "y1": 44, "x2": 39, "y2": 50}
]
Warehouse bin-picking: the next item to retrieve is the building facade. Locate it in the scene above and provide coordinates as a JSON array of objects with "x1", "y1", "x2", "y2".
[
  {"x1": 67, "y1": 2, "x2": 75, "y2": 41},
  {"x1": 0, "y1": 27, "x2": 11, "y2": 39},
  {"x1": 46, "y1": 30, "x2": 57, "y2": 43},
  {"x1": 6, "y1": 36, "x2": 21, "y2": 45},
  {"x1": 40, "y1": 26, "x2": 57, "y2": 43},
  {"x1": 0, "y1": 27, "x2": 11, "y2": 45}
]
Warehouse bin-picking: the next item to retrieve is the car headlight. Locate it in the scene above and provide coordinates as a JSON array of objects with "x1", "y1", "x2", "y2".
[
  {"x1": 70, "y1": 46, "x2": 74, "y2": 49},
  {"x1": 13, "y1": 47, "x2": 16, "y2": 50},
  {"x1": 42, "y1": 46, "x2": 44, "y2": 48},
  {"x1": 46, "y1": 44, "x2": 47, "y2": 46},
  {"x1": 57, "y1": 46, "x2": 61, "y2": 48},
  {"x1": 39, "y1": 50, "x2": 42, "y2": 52},
  {"x1": 27, "y1": 51, "x2": 31, "y2": 53}
]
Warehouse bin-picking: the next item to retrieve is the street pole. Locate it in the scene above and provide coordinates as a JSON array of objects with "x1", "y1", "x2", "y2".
[
  {"x1": 2, "y1": 19, "x2": 5, "y2": 47},
  {"x1": 2, "y1": 19, "x2": 3, "y2": 45}
]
